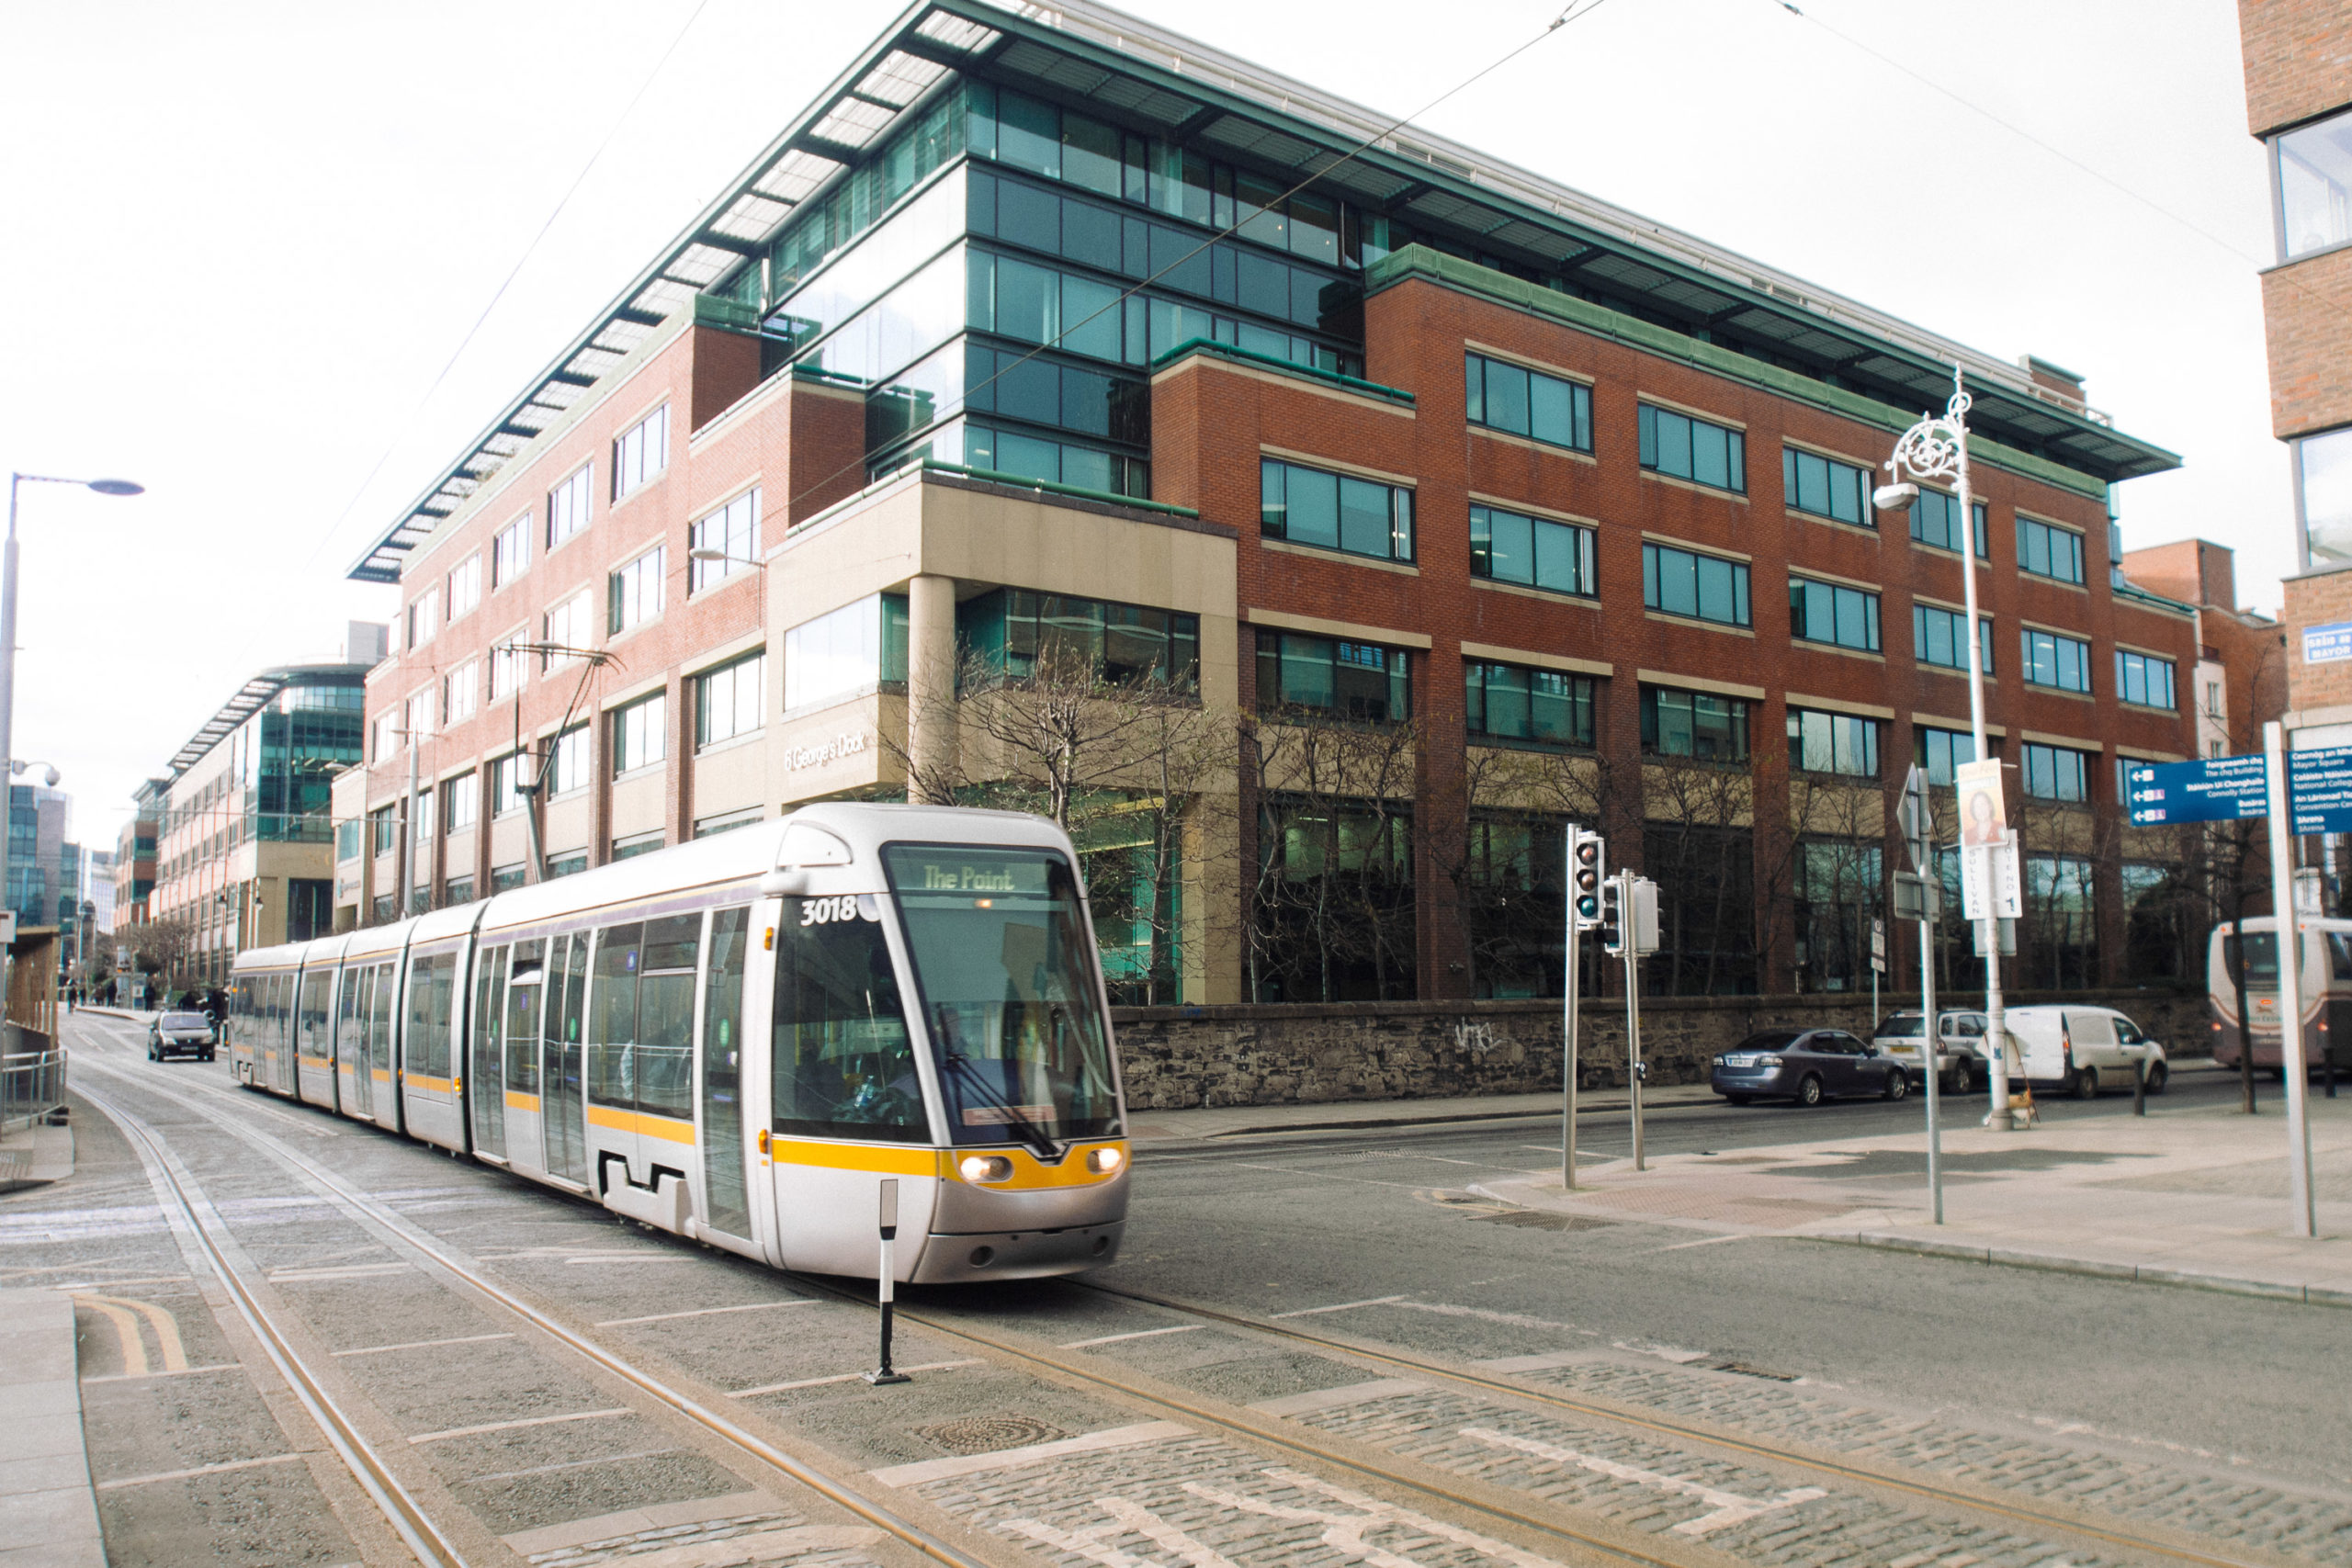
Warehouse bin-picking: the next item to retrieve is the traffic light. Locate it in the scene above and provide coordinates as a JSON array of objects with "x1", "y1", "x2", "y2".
[
  {"x1": 1598, "y1": 874, "x2": 1624, "y2": 955},
  {"x1": 1569, "y1": 827, "x2": 1605, "y2": 931}
]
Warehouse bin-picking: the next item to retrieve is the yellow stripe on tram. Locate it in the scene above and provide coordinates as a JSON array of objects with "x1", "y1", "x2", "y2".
[
  {"x1": 769, "y1": 1139, "x2": 944, "y2": 1178},
  {"x1": 405, "y1": 1074, "x2": 457, "y2": 1095},
  {"x1": 503, "y1": 1091, "x2": 541, "y2": 1113},
  {"x1": 585, "y1": 1104, "x2": 696, "y2": 1145},
  {"x1": 370, "y1": 1068, "x2": 391, "y2": 1084}
]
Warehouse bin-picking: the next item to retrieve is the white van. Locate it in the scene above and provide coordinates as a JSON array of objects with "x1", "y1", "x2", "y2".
[{"x1": 2001, "y1": 1006, "x2": 2169, "y2": 1099}]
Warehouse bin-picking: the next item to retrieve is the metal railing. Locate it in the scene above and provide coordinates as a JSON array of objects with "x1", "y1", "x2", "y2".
[{"x1": 0, "y1": 1048, "x2": 66, "y2": 1136}]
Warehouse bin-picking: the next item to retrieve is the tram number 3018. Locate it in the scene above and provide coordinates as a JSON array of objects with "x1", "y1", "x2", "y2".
[{"x1": 799, "y1": 894, "x2": 876, "y2": 926}]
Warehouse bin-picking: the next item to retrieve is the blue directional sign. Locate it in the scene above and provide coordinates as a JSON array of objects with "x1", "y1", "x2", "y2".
[
  {"x1": 2125, "y1": 755, "x2": 2269, "y2": 826},
  {"x1": 2289, "y1": 745, "x2": 2352, "y2": 835}
]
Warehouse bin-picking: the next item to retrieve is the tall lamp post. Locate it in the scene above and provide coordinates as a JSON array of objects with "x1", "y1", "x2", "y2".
[
  {"x1": 1872, "y1": 371, "x2": 2014, "y2": 1129},
  {"x1": 2, "y1": 473, "x2": 142, "y2": 927}
]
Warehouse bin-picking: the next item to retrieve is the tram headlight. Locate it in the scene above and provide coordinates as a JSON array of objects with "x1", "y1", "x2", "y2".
[
  {"x1": 1086, "y1": 1146, "x2": 1125, "y2": 1176},
  {"x1": 959, "y1": 1155, "x2": 1014, "y2": 1184}
]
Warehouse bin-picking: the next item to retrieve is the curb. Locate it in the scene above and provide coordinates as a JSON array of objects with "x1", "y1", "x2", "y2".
[
  {"x1": 1162, "y1": 1093, "x2": 1724, "y2": 1142},
  {"x1": 1825, "y1": 1231, "x2": 2352, "y2": 1310}
]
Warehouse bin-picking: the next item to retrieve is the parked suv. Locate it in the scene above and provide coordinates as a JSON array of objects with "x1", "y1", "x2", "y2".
[
  {"x1": 1712, "y1": 1028, "x2": 1908, "y2": 1107},
  {"x1": 148, "y1": 1011, "x2": 216, "y2": 1063},
  {"x1": 1869, "y1": 1010, "x2": 1990, "y2": 1093}
]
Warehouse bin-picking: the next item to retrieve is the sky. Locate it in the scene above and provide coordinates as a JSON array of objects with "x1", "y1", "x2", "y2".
[{"x1": 1, "y1": 0, "x2": 2280, "y2": 855}]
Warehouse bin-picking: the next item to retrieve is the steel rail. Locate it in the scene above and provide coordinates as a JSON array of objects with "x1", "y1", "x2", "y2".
[
  {"x1": 76, "y1": 1083, "x2": 470, "y2": 1568},
  {"x1": 72, "y1": 1044, "x2": 997, "y2": 1568},
  {"x1": 1069, "y1": 1281, "x2": 2291, "y2": 1568}
]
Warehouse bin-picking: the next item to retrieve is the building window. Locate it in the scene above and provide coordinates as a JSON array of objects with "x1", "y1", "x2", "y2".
[
  {"x1": 1638, "y1": 403, "x2": 1746, "y2": 492},
  {"x1": 608, "y1": 547, "x2": 664, "y2": 636},
  {"x1": 1464, "y1": 353, "x2": 1592, "y2": 452},
  {"x1": 447, "y1": 554, "x2": 481, "y2": 622},
  {"x1": 613, "y1": 693, "x2": 666, "y2": 775},
  {"x1": 492, "y1": 516, "x2": 530, "y2": 588},
  {"x1": 413, "y1": 787, "x2": 435, "y2": 844},
  {"x1": 1909, "y1": 489, "x2": 1988, "y2": 558},
  {"x1": 1640, "y1": 685, "x2": 1748, "y2": 761},
  {"x1": 492, "y1": 863, "x2": 526, "y2": 892},
  {"x1": 2021, "y1": 626, "x2": 2094, "y2": 693},
  {"x1": 783, "y1": 594, "x2": 909, "y2": 712},
  {"x1": 695, "y1": 807, "x2": 765, "y2": 839},
  {"x1": 1642, "y1": 541, "x2": 1750, "y2": 626},
  {"x1": 1254, "y1": 630, "x2": 1409, "y2": 722},
  {"x1": 1916, "y1": 726, "x2": 1977, "y2": 786},
  {"x1": 2116, "y1": 649, "x2": 2177, "y2": 710},
  {"x1": 1789, "y1": 708, "x2": 1880, "y2": 777},
  {"x1": 547, "y1": 852, "x2": 588, "y2": 880},
  {"x1": 690, "y1": 489, "x2": 762, "y2": 592},
  {"x1": 2205, "y1": 679, "x2": 2223, "y2": 717},
  {"x1": 613, "y1": 404, "x2": 669, "y2": 502},
  {"x1": 405, "y1": 689, "x2": 435, "y2": 742},
  {"x1": 443, "y1": 660, "x2": 479, "y2": 726},
  {"x1": 490, "y1": 753, "x2": 526, "y2": 817},
  {"x1": 1912, "y1": 604, "x2": 1995, "y2": 675},
  {"x1": 548, "y1": 465, "x2": 593, "y2": 548},
  {"x1": 1259, "y1": 458, "x2": 1414, "y2": 563},
  {"x1": 1464, "y1": 662, "x2": 1594, "y2": 748},
  {"x1": 544, "y1": 591, "x2": 593, "y2": 669},
  {"x1": 1470, "y1": 504, "x2": 1595, "y2": 597},
  {"x1": 2296, "y1": 426, "x2": 2352, "y2": 568},
  {"x1": 2022, "y1": 742, "x2": 2091, "y2": 803},
  {"x1": 369, "y1": 712, "x2": 393, "y2": 763},
  {"x1": 611, "y1": 829, "x2": 664, "y2": 861},
  {"x1": 443, "y1": 874, "x2": 475, "y2": 908},
  {"x1": 2017, "y1": 516, "x2": 2086, "y2": 583},
  {"x1": 406, "y1": 587, "x2": 439, "y2": 649},
  {"x1": 2276, "y1": 107, "x2": 2352, "y2": 261},
  {"x1": 489, "y1": 638, "x2": 526, "y2": 701},
  {"x1": 2211, "y1": 739, "x2": 2224, "y2": 760},
  {"x1": 696, "y1": 653, "x2": 765, "y2": 749},
  {"x1": 1781, "y1": 446, "x2": 1871, "y2": 526},
  {"x1": 959, "y1": 590, "x2": 1199, "y2": 690},
  {"x1": 959, "y1": 421, "x2": 1151, "y2": 499},
  {"x1": 548, "y1": 727, "x2": 591, "y2": 797},
  {"x1": 336, "y1": 819, "x2": 359, "y2": 861},
  {"x1": 1789, "y1": 578, "x2": 1881, "y2": 652},
  {"x1": 2023, "y1": 852, "x2": 2099, "y2": 990},
  {"x1": 444, "y1": 773, "x2": 478, "y2": 833},
  {"x1": 370, "y1": 806, "x2": 395, "y2": 854}
]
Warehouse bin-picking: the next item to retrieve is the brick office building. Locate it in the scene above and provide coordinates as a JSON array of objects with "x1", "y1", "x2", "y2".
[{"x1": 338, "y1": 0, "x2": 2197, "y2": 1000}]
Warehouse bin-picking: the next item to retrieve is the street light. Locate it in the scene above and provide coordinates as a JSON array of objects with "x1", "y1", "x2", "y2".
[
  {"x1": 2, "y1": 472, "x2": 141, "y2": 933},
  {"x1": 1874, "y1": 370, "x2": 2014, "y2": 1128}
]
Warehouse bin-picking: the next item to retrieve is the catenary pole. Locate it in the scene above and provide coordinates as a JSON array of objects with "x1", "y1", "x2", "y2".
[
  {"x1": 1562, "y1": 836, "x2": 1579, "y2": 1190},
  {"x1": 2263, "y1": 720, "x2": 2318, "y2": 1237},
  {"x1": 1920, "y1": 898, "x2": 1942, "y2": 1224}
]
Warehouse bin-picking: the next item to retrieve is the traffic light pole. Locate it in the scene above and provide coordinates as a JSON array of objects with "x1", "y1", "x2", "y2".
[
  {"x1": 1622, "y1": 870, "x2": 1646, "y2": 1173},
  {"x1": 1562, "y1": 896, "x2": 1579, "y2": 1190}
]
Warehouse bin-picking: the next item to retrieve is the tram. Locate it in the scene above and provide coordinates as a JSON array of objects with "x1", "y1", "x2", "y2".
[{"x1": 229, "y1": 804, "x2": 1129, "y2": 1281}]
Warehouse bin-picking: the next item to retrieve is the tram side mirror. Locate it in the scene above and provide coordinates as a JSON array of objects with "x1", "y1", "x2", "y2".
[{"x1": 761, "y1": 869, "x2": 809, "y2": 897}]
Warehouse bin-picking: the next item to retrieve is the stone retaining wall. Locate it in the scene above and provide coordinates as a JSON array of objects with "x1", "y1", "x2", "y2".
[{"x1": 1108, "y1": 989, "x2": 2211, "y2": 1110}]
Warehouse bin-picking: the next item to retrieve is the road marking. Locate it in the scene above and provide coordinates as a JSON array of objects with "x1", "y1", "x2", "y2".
[
  {"x1": 1652, "y1": 1234, "x2": 1754, "y2": 1253},
  {"x1": 1058, "y1": 1324, "x2": 1205, "y2": 1348},
  {"x1": 267, "y1": 1262, "x2": 410, "y2": 1282},
  {"x1": 85, "y1": 1363, "x2": 240, "y2": 1383},
  {"x1": 333, "y1": 1332, "x2": 515, "y2": 1358},
  {"x1": 731, "y1": 1359, "x2": 982, "y2": 1396},
  {"x1": 1250, "y1": 1378, "x2": 1430, "y2": 1416},
  {"x1": 596, "y1": 1300, "x2": 819, "y2": 1326},
  {"x1": 74, "y1": 1294, "x2": 155, "y2": 1375},
  {"x1": 1271, "y1": 1294, "x2": 1406, "y2": 1318},
  {"x1": 560, "y1": 1252, "x2": 699, "y2": 1265},
  {"x1": 407, "y1": 1407, "x2": 630, "y2": 1444},
  {"x1": 1460, "y1": 1426, "x2": 1826, "y2": 1535},
  {"x1": 469, "y1": 1447, "x2": 679, "y2": 1484},
  {"x1": 871, "y1": 1421, "x2": 1192, "y2": 1488},
  {"x1": 96, "y1": 1453, "x2": 307, "y2": 1491}
]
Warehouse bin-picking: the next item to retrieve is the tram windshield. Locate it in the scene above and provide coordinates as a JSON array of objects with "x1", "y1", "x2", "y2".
[{"x1": 884, "y1": 844, "x2": 1121, "y2": 1148}]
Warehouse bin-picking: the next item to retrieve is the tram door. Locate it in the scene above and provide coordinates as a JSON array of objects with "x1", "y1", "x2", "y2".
[
  {"x1": 271, "y1": 973, "x2": 297, "y2": 1094},
  {"x1": 501, "y1": 941, "x2": 546, "y2": 1175},
  {"x1": 298, "y1": 970, "x2": 335, "y2": 1108},
  {"x1": 541, "y1": 932, "x2": 589, "y2": 1184},
  {"x1": 700, "y1": 908, "x2": 754, "y2": 1243},
  {"x1": 367, "y1": 961, "x2": 399, "y2": 1133},
  {"x1": 336, "y1": 966, "x2": 371, "y2": 1120},
  {"x1": 469, "y1": 945, "x2": 508, "y2": 1159}
]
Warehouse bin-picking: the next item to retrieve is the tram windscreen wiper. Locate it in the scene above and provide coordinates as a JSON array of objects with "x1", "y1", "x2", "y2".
[{"x1": 933, "y1": 1004, "x2": 1061, "y2": 1159}]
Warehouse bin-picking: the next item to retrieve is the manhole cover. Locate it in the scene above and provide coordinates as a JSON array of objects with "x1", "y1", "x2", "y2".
[
  {"x1": 1470, "y1": 1210, "x2": 1614, "y2": 1232},
  {"x1": 915, "y1": 1415, "x2": 1070, "y2": 1454}
]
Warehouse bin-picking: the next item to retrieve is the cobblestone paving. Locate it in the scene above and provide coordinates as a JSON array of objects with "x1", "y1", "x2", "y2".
[
  {"x1": 1292, "y1": 1387, "x2": 2128, "y2": 1568},
  {"x1": 525, "y1": 1506, "x2": 884, "y2": 1566},
  {"x1": 903, "y1": 1432, "x2": 1577, "y2": 1568},
  {"x1": 1512, "y1": 1360, "x2": 2352, "y2": 1564}
]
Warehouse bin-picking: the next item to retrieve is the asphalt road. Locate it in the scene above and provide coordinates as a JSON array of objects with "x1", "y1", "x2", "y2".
[{"x1": 12, "y1": 1013, "x2": 2349, "y2": 1568}]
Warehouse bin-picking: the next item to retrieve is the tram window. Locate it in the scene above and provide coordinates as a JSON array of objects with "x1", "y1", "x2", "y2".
[
  {"x1": 883, "y1": 846, "x2": 1121, "y2": 1145},
  {"x1": 589, "y1": 924, "x2": 642, "y2": 1108},
  {"x1": 336, "y1": 967, "x2": 363, "y2": 1059},
  {"x1": 368, "y1": 963, "x2": 395, "y2": 1077},
  {"x1": 703, "y1": 908, "x2": 752, "y2": 1236},
  {"x1": 472, "y1": 946, "x2": 509, "y2": 1154},
  {"x1": 405, "y1": 953, "x2": 457, "y2": 1080},
  {"x1": 300, "y1": 972, "x2": 332, "y2": 1058},
  {"x1": 771, "y1": 896, "x2": 925, "y2": 1142},
  {"x1": 505, "y1": 941, "x2": 544, "y2": 1095},
  {"x1": 2330, "y1": 933, "x2": 2352, "y2": 981},
  {"x1": 552, "y1": 934, "x2": 586, "y2": 1048},
  {"x1": 637, "y1": 915, "x2": 700, "y2": 1122}
]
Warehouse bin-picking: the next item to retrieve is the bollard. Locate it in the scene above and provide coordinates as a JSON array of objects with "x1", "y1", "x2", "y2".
[
  {"x1": 864, "y1": 1179, "x2": 910, "y2": 1386},
  {"x1": 2133, "y1": 1052, "x2": 2146, "y2": 1117}
]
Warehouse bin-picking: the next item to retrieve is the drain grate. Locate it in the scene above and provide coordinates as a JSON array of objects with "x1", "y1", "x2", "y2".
[
  {"x1": 1469, "y1": 1210, "x2": 1615, "y2": 1232},
  {"x1": 914, "y1": 1415, "x2": 1071, "y2": 1454},
  {"x1": 1710, "y1": 1360, "x2": 1799, "y2": 1381}
]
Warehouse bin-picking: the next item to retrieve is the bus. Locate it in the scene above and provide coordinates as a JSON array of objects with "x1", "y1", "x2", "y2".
[{"x1": 2205, "y1": 914, "x2": 2352, "y2": 1080}]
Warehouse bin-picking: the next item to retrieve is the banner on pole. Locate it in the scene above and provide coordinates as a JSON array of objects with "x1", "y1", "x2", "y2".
[{"x1": 1960, "y1": 830, "x2": 2021, "y2": 920}]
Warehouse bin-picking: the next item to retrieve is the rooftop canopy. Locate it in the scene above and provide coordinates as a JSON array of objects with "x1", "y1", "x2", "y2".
[{"x1": 165, "y1": 665, "x2": 374, "y2": 779}]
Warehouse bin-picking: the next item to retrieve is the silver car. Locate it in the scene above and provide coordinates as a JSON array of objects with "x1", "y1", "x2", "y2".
[
  {"x1": 1868, "y1": 1010, "x2": 1988, "y2": 1093},
  {"x1": 148, "y1": 1011, "x2": 216, "y2": 1062}
]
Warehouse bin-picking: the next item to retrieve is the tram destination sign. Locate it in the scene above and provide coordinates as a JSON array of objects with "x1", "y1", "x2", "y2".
[
  {"x1": 2125, "y1": 754, "x2": 2268, "y2": 826},
  {"x1": 2289, "y1": 744, "x2": 2352, "y2": 836}
]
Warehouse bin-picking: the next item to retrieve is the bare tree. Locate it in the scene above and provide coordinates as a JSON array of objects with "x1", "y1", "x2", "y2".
[
  {"x1": 1784, "y1": 771, "x2": 1888, "y2": 996},
  {"x1": 124, "y1": 916, "x2": 194, "y2": 987},
  {"x1": 1640, "y1": 750, "x2": 1759, "y2": 996}
]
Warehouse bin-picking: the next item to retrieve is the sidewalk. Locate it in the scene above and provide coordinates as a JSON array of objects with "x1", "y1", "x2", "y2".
[
  {"x1": 1126, "y1": 1082, "x2": 1721, "y2": 1143},
  {"x1": 1475, "y1": 1074, "x2": 2352, "y2": 1308},
  {"x1": 0, "y1": 1289, "x2": 104, "y2": 1566}
]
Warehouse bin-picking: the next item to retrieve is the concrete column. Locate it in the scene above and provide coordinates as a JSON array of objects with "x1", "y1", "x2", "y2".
[{"x1": 906, "y1": 574, "x2": 959, "y2": 805}]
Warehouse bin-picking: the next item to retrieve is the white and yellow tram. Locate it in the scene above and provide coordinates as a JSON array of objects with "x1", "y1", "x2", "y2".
[{"x1": 230, "y1": 804, "x2": 1130, "y2": 1281}]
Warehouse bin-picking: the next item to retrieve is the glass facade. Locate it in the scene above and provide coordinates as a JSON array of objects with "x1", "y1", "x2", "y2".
[
  {"x1": 782, "y1": 593, "x2": 910, "y2": 713},
  {"x1": 958, "y1": 589, "x2": 1198, "y2": 690}
]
